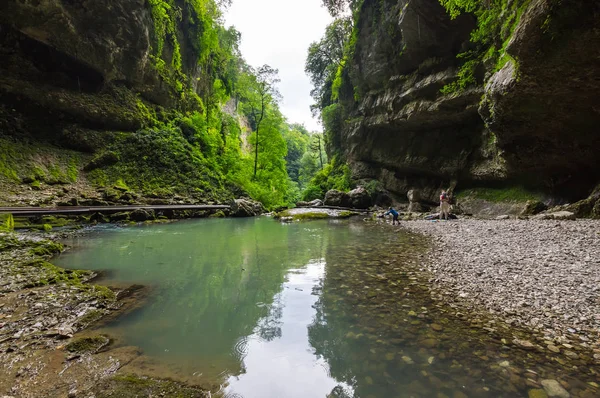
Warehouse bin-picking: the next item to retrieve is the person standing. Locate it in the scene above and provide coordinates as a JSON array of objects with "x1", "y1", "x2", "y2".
[
  {"x1": 384, "y1": 207, "x2": 400, "y2": 225},
  {"x1": 439, "y1": 190, "x2": 450, "y2": 220}
]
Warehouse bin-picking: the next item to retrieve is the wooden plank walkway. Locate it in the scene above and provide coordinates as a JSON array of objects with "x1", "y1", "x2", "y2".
[{"x1": 0, "y1": 205, "x2": 230, "y2": 217}]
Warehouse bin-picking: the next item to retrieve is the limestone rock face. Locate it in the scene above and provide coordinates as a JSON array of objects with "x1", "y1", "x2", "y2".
[
  {"x1": 337, "y1": 0, "x2": 600, "y2": 204},
  {"x1": 0, "y1": 0, "x2": 203, "y2": 141}
]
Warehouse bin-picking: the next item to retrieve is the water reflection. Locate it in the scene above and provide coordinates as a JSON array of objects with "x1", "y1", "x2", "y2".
[
  {"x1": 55, "y1": 218, "x2": 597, "y2": 398},
  {"x1": 226, "y1": 261, "x2": 354, "y2": 398}
]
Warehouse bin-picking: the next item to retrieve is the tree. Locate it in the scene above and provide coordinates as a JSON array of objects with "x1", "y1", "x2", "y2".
[
  {"x1": 320, "y1": 0, "x2": 361, "y2": 16},
  {"x1": 305, "y1": 17, "x2": 353, "y2": 116},
  {"x1": 283, "y1": 124, "x2": 310, "y2": 183},
  {"x1": 239, "y1": 65, "x2": 281, "y2": 179}
]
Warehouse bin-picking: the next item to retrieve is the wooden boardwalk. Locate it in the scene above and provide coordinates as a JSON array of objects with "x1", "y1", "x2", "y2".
[{"x1": 0, "y1": 205, "x2": 230, "y2": 217}]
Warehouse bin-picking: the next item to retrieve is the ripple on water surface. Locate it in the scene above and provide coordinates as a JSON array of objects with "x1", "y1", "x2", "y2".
[{"x1": 55, "y1": 218, "x2": 599, "y2": 398}]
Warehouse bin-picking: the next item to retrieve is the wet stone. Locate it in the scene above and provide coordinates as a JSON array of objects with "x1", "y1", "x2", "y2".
[
  {"x1": 564, "y1": 350, "x2": 579, "y2": 360},
  {"x1": 430, "y1": 323, "x2": 443, "y2": 332},
  {"x1": 547, "y1": 344, "x2": 560, "y2": 353},
  {"x1": 541, "y1": 380, "x2": 570, "y2": 398},
  {"x1": 529, "y1": 389, "x2": 549, "y2": 398}
]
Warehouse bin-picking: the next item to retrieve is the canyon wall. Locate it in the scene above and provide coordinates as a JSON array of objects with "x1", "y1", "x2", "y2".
[{"x1": 335, "y1": 0, "x2": 600, "y2": 204}]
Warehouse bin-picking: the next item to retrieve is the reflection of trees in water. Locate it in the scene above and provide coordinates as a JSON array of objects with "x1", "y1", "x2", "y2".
[
  {"x1": 255, "y1": 292, "x2": 283, "y2": 341},
  {"x1": 308, "y1": 227, "x2": 363, "y2": 393},
  {"x1": 119, "y1": 219, "x2": 333, "y2": 374},
  {"x1": 308, "y1": 227, "x2": 408, "y2": 398}
]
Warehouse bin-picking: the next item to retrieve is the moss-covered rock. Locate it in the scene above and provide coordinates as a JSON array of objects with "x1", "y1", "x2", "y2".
[{"x1": 65, "y1": 335, "x2": 110, "y2": 355}]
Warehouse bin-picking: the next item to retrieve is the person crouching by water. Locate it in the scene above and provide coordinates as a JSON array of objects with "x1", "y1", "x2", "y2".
[
  {"x1": 384, "y1": 207, "x2": 400, "y2": 225},
  {"x1": 440, "y1": 190, "x2": 450, "y2": 220}
]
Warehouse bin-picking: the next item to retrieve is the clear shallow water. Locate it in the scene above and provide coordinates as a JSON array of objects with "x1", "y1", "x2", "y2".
[{"x1": 55, "y1": 218, "x2": 594, "y2": 398}]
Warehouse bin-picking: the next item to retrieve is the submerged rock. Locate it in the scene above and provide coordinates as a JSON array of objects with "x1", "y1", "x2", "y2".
[{"x1": 541, "y1": 380, "x2": 570, "y2": 398}]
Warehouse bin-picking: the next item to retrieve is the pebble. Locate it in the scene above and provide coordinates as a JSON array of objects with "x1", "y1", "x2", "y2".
[
  {"x1": 430, "y1": 323, "x2": 443, "y2": 331},
  {"x1": 547, "y1": 345, "x2": 560, "y2": 353},
  {"x1": 564, "y1": 350, "x2": 579, "y2": 360}
]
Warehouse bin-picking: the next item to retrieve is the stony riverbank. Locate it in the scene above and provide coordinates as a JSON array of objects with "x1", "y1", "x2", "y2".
[
  {"x1": 401, "y1": 219, "x2": 600, "y2": 356},
  {"x1": 0, "y1": 232, "x2": 212, "y2": 397}
]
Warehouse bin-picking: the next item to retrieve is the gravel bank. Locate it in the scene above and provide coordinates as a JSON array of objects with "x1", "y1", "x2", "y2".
[{"x1": 402, "y1": 219, "x2": 600, "y2": 343}]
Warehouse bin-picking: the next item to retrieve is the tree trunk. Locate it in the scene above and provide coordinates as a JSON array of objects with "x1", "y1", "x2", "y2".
[
  {"x1": 253, "y1": 126, "x2": 260, "y2": 179},
  {"x1": 317, "y1": 136, "x2": 324, "y2": 169}
]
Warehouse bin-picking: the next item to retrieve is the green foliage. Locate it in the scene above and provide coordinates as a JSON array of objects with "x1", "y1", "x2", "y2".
[
  {"x1": 302, "y1": 157, "x2": 352, "y2": 201},
  {"x1": 306, "y1": 17, "x2": 353, "y2": 113},
  {"x1": 438, "y1": 0, "x2": 532, "y2": 93},
  {"x1": 440, "y1": 57, "x2": 478, "y2": 94},
  {"x1": 283, "y1": 124, "x2": 310, "y2": 184}
]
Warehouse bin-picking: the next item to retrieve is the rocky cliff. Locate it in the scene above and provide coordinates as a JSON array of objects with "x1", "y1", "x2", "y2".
[
  {"x1": 0, "y1": 0, "x2": 204, "y2": 143},
  {"x1": 0, "y1": 0, "x2": 230, "y2": 206},
  {"x1": 335, "y1": 0, "x2": 600, "y2": 207}
]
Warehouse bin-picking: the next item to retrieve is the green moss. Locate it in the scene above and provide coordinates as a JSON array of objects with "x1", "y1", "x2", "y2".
[
  {"x1": 455, "y1": 186, "x2": 542, "y2": 203},
  {"x1": 42, "y1": 224, "x2": 53, "y2": 232},
  {"x1": 66, "y1": 335, "x2": 110, "y2": 354},
  {"x1": 276, "y1": 210, "x2": 333, "y2": 221},
  {"x1": 92, "y1": 285, "x2": 117, "y2": 303},
  {"x1": 114, "y1": 178, "x2": 130, "y2": 191},
  {"x1": 30, "y1": 240, "x2": 63, "y2": 256},
  {"x1": 77, "y1": 310, "x2": 105, "y2": 326},
  {"x1": 338, "y1": 211, "x2": 359, "y2": 218},
  {"x1": 67, "y1": 157, "x2": 79, "y2": 183},
  {"x1": 209, "y1": 210, "x2": 226, "y2": 218},
  {"x1": 30, "y1": 180, "x2": 42, "y2": 190},
  {"x1": 0, "y1": 214, "x2": 14, "y2": 232}
]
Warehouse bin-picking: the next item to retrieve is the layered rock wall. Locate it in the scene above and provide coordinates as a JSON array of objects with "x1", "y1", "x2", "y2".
[
  {"x1": 338, "y1": 0, "x2": 600, "y2": 203},
  {"x1": 0, "y1": 0, "x2": 202, "y2": 146}
]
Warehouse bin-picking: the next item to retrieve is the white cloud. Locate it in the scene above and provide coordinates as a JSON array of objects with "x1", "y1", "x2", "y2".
[{"x1": 224, "y1": 0, "x2": 332, "y2": 132}]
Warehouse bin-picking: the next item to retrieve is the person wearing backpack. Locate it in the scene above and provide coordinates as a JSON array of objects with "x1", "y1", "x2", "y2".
[{"x1": 439, "y1": 190, "x2": 450, "y2": 220}]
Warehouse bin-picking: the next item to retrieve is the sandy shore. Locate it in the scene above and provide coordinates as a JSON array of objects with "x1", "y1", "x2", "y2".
[{"x1": 402, "y1": 219, "x2": 600, "y2": 348}]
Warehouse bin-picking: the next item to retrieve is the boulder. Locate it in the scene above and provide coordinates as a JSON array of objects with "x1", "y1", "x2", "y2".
[
  {"x1": 521, "y1": 200, "x2": 547, "y2": 216},
  {"x1": 532, "y1": 211, "x2": 576, "y2": 221},
  {"x1": 230, "y1": 198, "x2": 265, "y2": 217},
  {"x1": 347, "y1": 187, "x2": 371, "y2": 209},
  {"x1": 130, "y1": 209, "x2": 155, "y2": 222},
  {"x1": 324, "y1": 190, "x2": 351, "y2": 208},
  {"x1": 552, "y1": 211, "x2": 576, "y2": 220},
  {"x1": 108, "y1": 212, "x2": 130, "y2": 222}
]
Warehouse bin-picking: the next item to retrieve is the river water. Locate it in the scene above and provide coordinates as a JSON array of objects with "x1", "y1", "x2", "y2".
[{"x1": 55, "y1": 218, "x2": 593, "y2": 398}]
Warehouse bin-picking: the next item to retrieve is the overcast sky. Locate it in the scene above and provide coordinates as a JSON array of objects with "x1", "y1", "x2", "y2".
[{"x1": 224, "y1": 0, "x2": 332, "y2": 132}]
